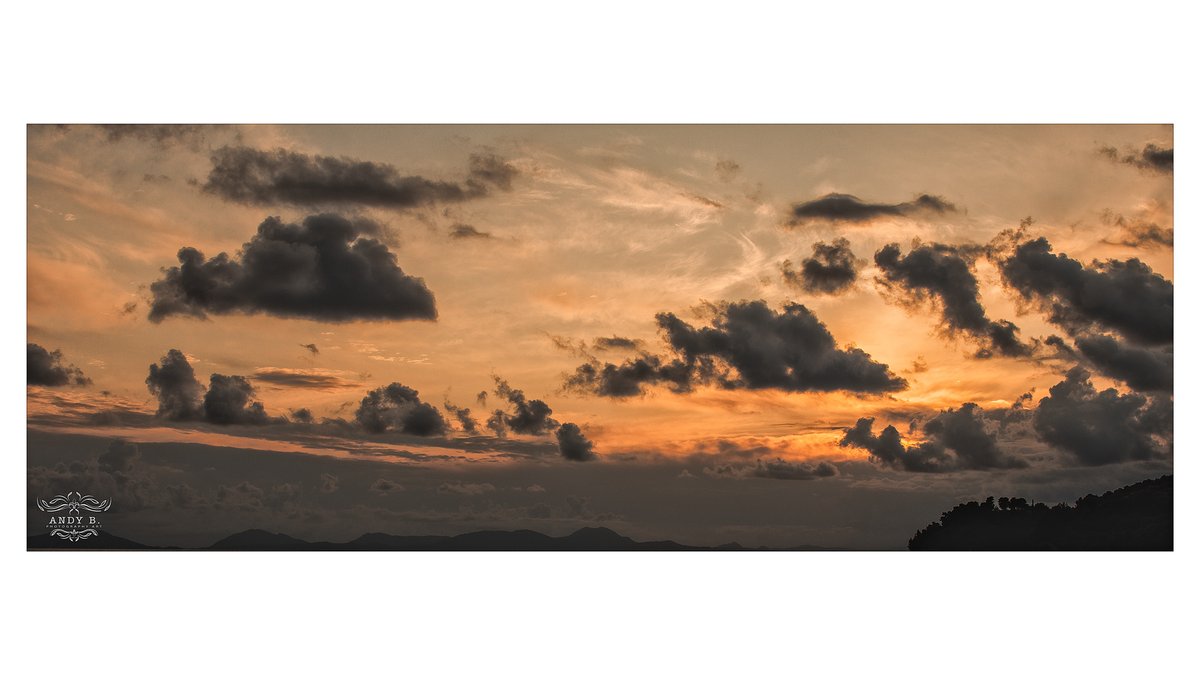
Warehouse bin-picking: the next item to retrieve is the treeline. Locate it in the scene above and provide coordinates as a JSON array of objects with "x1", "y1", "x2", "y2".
[{"x1": 908, "y1": 475, "x2": 1172, "y2": 551}]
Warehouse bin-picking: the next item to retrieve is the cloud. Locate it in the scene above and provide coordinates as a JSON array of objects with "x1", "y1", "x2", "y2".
[
  {"x1": 997, "y1": 237, "x2": 1172, "y2": 345},
  {"x1": 448, "y1": 223, "x2": 493, "y2": 239},
  {"x1": 202, "y1": 146, "x2": 517, "y2": 207},
  {"x1": 203, "y1": 374, "x2": 270, "y2": 425},
  {"x1": 290, "y1": 408, "x2": 315, "y2": 424},
  {"x1": 875, "y1": 242, "x2": 1032, "y2": 358},
  {"x1": 96, "y1": 124, "x2": 207, "y2": 148},
  {"x1": 354, "y1": 383, "x2": 447, "y2": 436},
  {"x1": 1099, "y1": 143, "x2": 1173, "y2": 175},
  {"x1": 787, "y1": 193, "x2": 956, "y2": 226},
  {"x1": 437, "y1": 482, "x2": 496, "y2": 495},
  {"x1": 1073, "y1": 335, "x2": 1172, "y2": 393},
  {"x1": 592, "y1": 336, "x2": 643, "y2": 351},
  {"x1": 252, "y1": 367, "x2": 360, "y2": 390},
  {"x1": 98, "y1": 439, "x2": 140, "y2": 474},
  {"x1": 567, "y1": 300, "x2": 905, "y2": 397},
  {"x1": 443, "y1": 401, "x2": 480, "y2": 434},
  {"x1": 658, "y1": 301, "x2": 906, "y2": 394},
  {"x1": 565, "y1": 353, "x2": 694, "y2": 398},
  {"x1": 748, "y1": 459, "x2": 837, "y2": 480},
  {"x1": 487, "y1": 378, "x2": 559, "y2": 436},
  {"x1": 840, "y1": 417, "x2": 947, "y2": 473},
  {"x1": 922, "y1": 403, "x2": 1027, "y2": 470},
  {"x1": 27, "y1": 343, "x2": 91, "y2": 386},
  {"x1": 841, "y1": 403, "x2": 1026, "y2": 472},
  {"x1": 715, "y1": 159, "x2": 741, "y2": 182},
  {"x1": 1034, "y1": 367, "x2": 1171, "y2": 465},
  {"x1": 146, "y1": 349, "x2": 204, "y2": 421},
  {"x1": 146, "y1": 349, "x2": 273, "y2": 425},
  {"x1": 1103, "y1": 215, "x2": 1173, "y2": 249},
  {"x1": 214, "y1": 481, "x2": 303, "y2": 512},
  {"x1": 780, "y1": 238, "x2": 860, "y2": 294},
  {"x1": 369, "y1": 478, "x2": 404, "y2": 494},
  {"x1": 148, "y1": 213, "x2": 437, "y2": 323},
  {"x1": 556, "y1": 423, "x2": 597, "y2": 462}
]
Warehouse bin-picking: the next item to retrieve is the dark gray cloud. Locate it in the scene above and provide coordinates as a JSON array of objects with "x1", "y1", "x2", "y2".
[
  {"x1": 780, "y1": 238, "x2": 860, "y2": 294},
  {"x1": 1099, "y1": 143, "x2": 1173, "y2": 175},
  {"x1": 354, "y1": 383, "x2": 447, "y2": 436},
  {"x1": 592, "y1": 336, "x2": 643, "y2": 351},
  {"x1": 752, "y1": 459, "x2": 837, "y2": 480},
  {"x1": 448, "y1": 223, "x2": 493, "y2": 239},
  {"x1": 96, "y1": 124, "x2": 208, "y2": 148},
  {"x1": 146, "y1": 349, "x2": 274, "y2": 425},
  {"x1": 1073, "y1": 335, "x2": 1172, "y2": 393},
  {"x1": 787, "y1": 193, "x2": 956, "y2": 226},
  {"x1": 657, "y1": 301, "x2": 907, "y2": 394},
  {"x1": 148, "y1": 213, "x2": 437, "y2": 323},
  {"x1": 27, "y1": 343, "x2": 91, "y2": 386},
  {"x1": 565, "y1": 353, "x2": 694, "y2": 398},
  {"x1": 841, "y1": 402, "x2": 1026, "y2": 473},
  {"x1": 1103, "y1": 214, "x2": 1173, "y2": 249},
  {"x1": 291, "y1": 408, "x2": 315, "y2": 424},
  {"x1": 369, "y1": 478, "x2": 404, "y2": 494},
  {"x1": 466, "y1": 152, "x2": 519, "y2": 191},
  {"x1": 487, "y1": 378, "x2": 559, "y2": 436},
  {"x1": 922, "y1": 403, "x2": 1027, "y2": 470},
  {"x1": 251, "y1": 368, "x2": 359, "y2": 390},
  {"x1": 202, "y1": 146, "x2": 517, "y2": 207},
  {"x1": 1034, "y1": 367, "x2": 1171, "y2": 465},
  {"x1": 146, "y1": 349, "x2": 204, "y2": 421},
  {"x1": 705, "y1": 456, "x2": 840, "y2": 478},
  {"x1": 840, "y1": 417, "x2": 948, "y2": 473},
  {"x1": 875, "y1": 242, "x2": 1032, "y2": 358},
  {"x1": 443, "y1": 401, "x2": 480, "y2": 434},
  {"x1": 555, "y1": 423, "x2": 597, "y2": 462},
  {"x1": 567, "y1": 300, "x2": 905, "y2": 397},
  {"x1": 997, "y1": 237, "x2": 1172, "y2": 345},
  {"x1": 203, "y1": 374, "x2": 270, "y2": 425}
]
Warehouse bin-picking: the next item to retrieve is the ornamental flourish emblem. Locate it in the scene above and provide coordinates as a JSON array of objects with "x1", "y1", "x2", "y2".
[{"x1": 37, "y1": 492, "x2": 112, "y2": 541}]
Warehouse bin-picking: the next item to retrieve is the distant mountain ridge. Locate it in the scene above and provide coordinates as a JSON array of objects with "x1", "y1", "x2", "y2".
[
  {"x1": 908, "y1": 475, "x2": 1172, "y2": 551},
  {"x1": 29, "y1": 526, "x2": 833, "y2": 551}
]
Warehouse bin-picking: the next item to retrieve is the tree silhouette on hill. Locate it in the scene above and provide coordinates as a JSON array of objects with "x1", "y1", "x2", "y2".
[{"x1": 909, "y1": 476, "x2": 1172, "y2": 550}]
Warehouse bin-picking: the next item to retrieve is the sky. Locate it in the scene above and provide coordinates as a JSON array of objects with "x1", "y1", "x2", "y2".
[{"x1": 26, "y1": 124, "x2": 1174, "y2": 549}]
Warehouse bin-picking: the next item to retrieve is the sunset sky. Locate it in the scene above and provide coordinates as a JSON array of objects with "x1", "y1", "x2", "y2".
[{"x1": 26, "y1": 124, "x2": 1173, "y2": 549}]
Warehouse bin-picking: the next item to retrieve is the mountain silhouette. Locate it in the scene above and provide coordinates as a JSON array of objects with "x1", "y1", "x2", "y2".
[
  {"x1": 29, "y1": 525, "x2": 834, "y2": 551},
  {"x1": 908, "y1": 475, "x2": 1172, "y2": 551},
  {"x1": 211, "y1": 525, "x2": 728, "y2": 551}
]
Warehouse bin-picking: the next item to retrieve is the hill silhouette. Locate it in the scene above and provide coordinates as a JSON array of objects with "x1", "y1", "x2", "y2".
[
  {"x1": 29, "y1": 526, "x2": 833, "y2": 551},
  {"x1": 205, "y1": 526, "x2": 832, "y2": 551},
  {"x1": 908, "y1": 475, "x2": 1172, "y2": 551}
]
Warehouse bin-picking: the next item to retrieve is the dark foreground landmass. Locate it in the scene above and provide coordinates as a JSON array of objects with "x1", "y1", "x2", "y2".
[
  {"x1": 908, "y1": 475, "x2": 1172, "y2": 551},
  {"x1": 28, "y1": 526, "x2": 834, "y2": 551},
  {"x1": 28, "y1": 476, "x2": 1172, "y2": 551}
]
